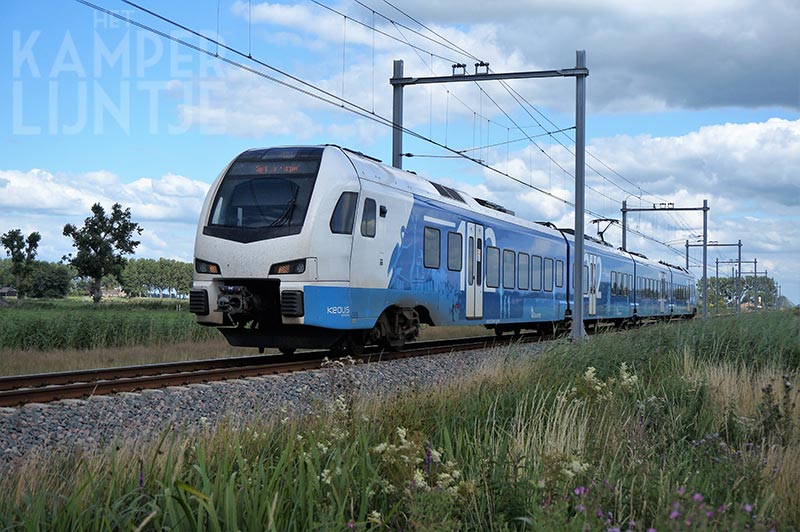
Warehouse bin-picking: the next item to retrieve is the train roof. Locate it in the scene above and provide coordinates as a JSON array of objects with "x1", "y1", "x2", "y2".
[{"x1": 322, "y1": 146, "x2": 692, "y2": 275}]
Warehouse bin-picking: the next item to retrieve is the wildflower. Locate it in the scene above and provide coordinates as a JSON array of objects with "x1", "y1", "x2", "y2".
[
  {"x1": 430, "y1": 446, "x2": 442, "y2": 463},
  {"x1": 372, "y1": 442, "x2": 388, "y2": 453},
  {"x1": 677, "y1": 486, "x2": 686, "y2": 495},
  {"x1": 413, "y1": 469, "x2": 429, "y2": 490},
  {"x1": 367, "y1": 510, "x2": 382, "y2": 525},
  {"x1": 320, "y1": 469, "x2": 332, "y2": 485},
  {"x1": 574, "y1": 486, "x2": 586, "y2": 496},
  {"x1": 576, "y1": 504, "x2": 585, "y2": 512},
  {"x1": 693, "y1": 493, "x2": 704, "y2": 503},
  {"x1": 744, "y1": 503, "x2": 753, "y2": 513},
  {"x1": 347, "y1": 522, "x2": 354, "y2": 529},
  {"x1": 138, "y1": 459, "x2": 144, "y2": 492},
  {"x1": 669, "y1": 510, "x2": 680, "y2": 520}
]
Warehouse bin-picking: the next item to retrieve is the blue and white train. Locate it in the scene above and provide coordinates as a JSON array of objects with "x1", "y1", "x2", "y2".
[{"x1": 190, "y1": 145, "x2": 697, "y2": 353}]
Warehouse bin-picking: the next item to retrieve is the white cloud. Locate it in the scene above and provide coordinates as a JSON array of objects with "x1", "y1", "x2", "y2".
[{"x1": 0, "y1": 168, "x2": 210, "y2": 264}]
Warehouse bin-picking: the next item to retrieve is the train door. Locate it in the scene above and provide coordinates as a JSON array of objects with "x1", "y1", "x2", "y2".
[
  {"x1": 588, "y1": 253, "x2": 600, "y2": 316},
  {"x1": 659, "y1": 272, "x2": 667, "y2": 314},
  {"x1": 466, "y1": 222, "x2": 483, "y2": 319}
]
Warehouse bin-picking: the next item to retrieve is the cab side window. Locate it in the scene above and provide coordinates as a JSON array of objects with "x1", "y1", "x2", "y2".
[
  {"x1": 330, "y1": 192, "x2": 358, "y2": 234},
  {"x1": 361, "y1": 198, "x2": 376, "y2": 237}
]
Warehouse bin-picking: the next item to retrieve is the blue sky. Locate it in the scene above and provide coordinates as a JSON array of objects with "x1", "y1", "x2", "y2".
[{"x1": 2, "y1": 0, "x2": 799, "y2": 303}]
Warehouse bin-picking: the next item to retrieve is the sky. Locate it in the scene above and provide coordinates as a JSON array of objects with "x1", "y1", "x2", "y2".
[{"x1": 1, "y1": 0, "x2": 799, "y2": 303}]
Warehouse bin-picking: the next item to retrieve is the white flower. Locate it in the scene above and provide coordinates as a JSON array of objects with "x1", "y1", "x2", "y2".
[
  {"x1": 372, "y1": 443, "x2": 388, "y2": 454},
  {"x1": 413, "y1": 469, "x2": 429, "y2": 490},
  {"x1": 320, "y1": 469, "x2": 332, "y2": 485}
]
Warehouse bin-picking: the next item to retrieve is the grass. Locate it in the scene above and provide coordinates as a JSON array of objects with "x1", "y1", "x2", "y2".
[
  {"x1": 1, "y1": 311, "x2": 798, "y2": 530},
  {"x1": 0, "y1": 297, "x2": 493, "y2": 376}
]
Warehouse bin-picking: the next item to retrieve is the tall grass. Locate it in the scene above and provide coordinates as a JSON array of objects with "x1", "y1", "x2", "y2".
[
  {"x1": 0, "y1": 300, "x2": 217, "y2": 351},
  {"x1": 1, "y1": 311, "x2": 798, "y2": 530}
]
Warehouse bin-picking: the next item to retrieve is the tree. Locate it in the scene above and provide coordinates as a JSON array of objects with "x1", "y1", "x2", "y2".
[
  {"x1": 121, "y1": 258, "x2": 154, "y2": 298},
  {"x1": 26, "y1": 261, "x2": 72, "y2": 298},
  {"x1": 1, "y1": 229, "x2": 41, "y2": 300},
  {"x1": 701, "y1": 275, "x2": 779, "y2": 311},
  {"x1": 63, "y1": 203, "x2": 143, "y2": 303}
]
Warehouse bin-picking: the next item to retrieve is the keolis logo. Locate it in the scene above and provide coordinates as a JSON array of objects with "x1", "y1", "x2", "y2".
[{"x1": 326, "y1": 305, "x2": 350, "y2": 316}]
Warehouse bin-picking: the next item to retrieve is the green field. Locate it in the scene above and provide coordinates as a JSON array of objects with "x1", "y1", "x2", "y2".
[
  {"x1": 0, "y1": 299, "x2": 224, "y2": 375},
  {"x1": 0, "y1": 299, "x2": 493, "y2": 375},
  {"x1": 1, "y1": 310, "x2": 798, "y2": 530}
]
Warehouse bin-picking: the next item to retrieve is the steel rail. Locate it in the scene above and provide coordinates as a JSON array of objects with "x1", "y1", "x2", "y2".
[{"x1": 0, "y1": 333, "x2": 549, "y2": 407}]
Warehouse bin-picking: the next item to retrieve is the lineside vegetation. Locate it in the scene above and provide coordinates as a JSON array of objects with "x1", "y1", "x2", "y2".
[{"x1": 1, "y1": 311, "x2": 798, "y2": 530}]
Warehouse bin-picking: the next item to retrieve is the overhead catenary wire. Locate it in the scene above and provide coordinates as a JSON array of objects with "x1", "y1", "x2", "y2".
[
  {"x1": 77, "y1": 0, "x2": 575, "y2": 208},
  {"x1": 377, "y1": 0, "x2": 698, "y2": 237},
  {"x1": 82, "y1": 0, "x2": 696, "y2": 259}
]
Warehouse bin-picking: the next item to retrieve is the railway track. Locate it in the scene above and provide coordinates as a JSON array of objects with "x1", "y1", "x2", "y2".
[{"x1": 0, "y1": 332, "x2": 550, "y2": 407}]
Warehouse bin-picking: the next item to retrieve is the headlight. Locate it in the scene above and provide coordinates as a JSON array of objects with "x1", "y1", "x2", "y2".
[
  {"x1": 269, "y1": 259, "x2": 306, "y2": 275},
  {"x1": 195, "y1": 258, "x2": 221, "y2": 275}
]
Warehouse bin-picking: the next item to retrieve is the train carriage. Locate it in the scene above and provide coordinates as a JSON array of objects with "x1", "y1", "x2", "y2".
[{"x1": 191, "y1": 145, "x2": 697, "y2": 353}]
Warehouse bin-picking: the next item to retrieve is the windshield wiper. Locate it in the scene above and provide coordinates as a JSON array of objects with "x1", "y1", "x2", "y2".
[{"x1": 268, "y1": 188, "x2": 298, "y2": 228}]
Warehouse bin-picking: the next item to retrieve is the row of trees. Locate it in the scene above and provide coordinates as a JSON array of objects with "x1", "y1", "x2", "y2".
[
  {"x1": 120, "y1": 258, "x2": 194, "y2": 298},
  {"x1": 700, "y1": 275, "x2": 786, "y2": 310},
  {"x1": 2, "y1": 203, "x2": 193, "y2": 303}
]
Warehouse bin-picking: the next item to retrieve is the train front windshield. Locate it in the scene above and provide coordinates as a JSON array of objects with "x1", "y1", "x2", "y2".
[{"x1": 203, "y1": 147, "x2": 323, "y2": 243}]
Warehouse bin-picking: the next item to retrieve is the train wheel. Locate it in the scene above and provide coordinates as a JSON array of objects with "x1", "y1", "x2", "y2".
[
  {"x1": 346, "y1": 331, "x2": 368, "y2": 355},
  {"x1": 375, "y1": 308, "x2": 418, "y2": 351}
]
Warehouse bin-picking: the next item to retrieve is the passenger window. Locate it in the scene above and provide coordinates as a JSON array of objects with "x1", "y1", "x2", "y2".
[
  {"x1": 447, "y1": 232, "x2": 462, "y2": 271},
  {"x1": 531, "y1": 255, "x2": 542, "y2": 291},
  {"x1": 486, "y1": 246, "x2": 500, "y2": 288},
  {"x1": 555, "y1": 260, "x2": 564, "y2": 288},
  {"x1": 329, "y1": 192, "x2": 358, "y2": 234},
  {"x1": 544, "y1": 258, "x2": 554, "y2": 292},
  {"x1": 503, "y1": 250, "x2": 515, "y2": 289},
  {"x1": 423, "y1": 227, "x2": 440, "y2": 269},
  {"x1": 360, "y1": 198, "x2": 376, "y2": 237},
  {"x1": 518, "y1": 253, "x2": 530, "y2": 290}
]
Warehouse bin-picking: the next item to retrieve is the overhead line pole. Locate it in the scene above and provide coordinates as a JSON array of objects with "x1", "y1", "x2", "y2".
[
  {"x1": 686, "y1": 240, "x2": 742, "y2": 316},
  {"x1": 390, "y1": 51, "x2": 590, "y2": 340},
  {"x1": 621, "y1": 200, "x2": 709, "y2": 319}
]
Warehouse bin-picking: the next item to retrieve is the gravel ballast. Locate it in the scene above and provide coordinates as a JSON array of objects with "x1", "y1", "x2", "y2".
[{"x1": 0, "y1": 343, "x2": 549, "y2": 471}]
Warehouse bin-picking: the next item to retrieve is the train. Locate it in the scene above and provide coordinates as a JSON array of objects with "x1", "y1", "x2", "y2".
[{"x1": 190, "y1": 145, "x2": 697, "y2": 354}]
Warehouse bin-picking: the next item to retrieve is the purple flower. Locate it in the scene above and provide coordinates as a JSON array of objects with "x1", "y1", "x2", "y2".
[
  {"x1": 669, "y1": 510, "x2": 680, "y2": 520},
  {"x1": 692, "y1": 493, "x2": 704, "y2": 503},
  {"x1": 138, "y1": 460, "x2": 144, "y2": 492},
  {"x1": 424, "y1": 442, "x2": 432, "y2": 472},
  {"x1": 347, "y1": 522, "x2": 355, "y2": 529},
  {"x1": 647, "y1": 528, "x2": 657, "y2": 532},
  {"x1": 744, "y1": 503, "x2": 753, "y2": 513},
  {"x1": 677, "y1": 486, "x2": 686, "y2": 496},
  {"x1": 597, "y1": 508, "x2": 605, "y2": 518},
  {"x1": 574, "y1": 486, "x2": 586, "y2": 496},
  {"x1": 576, "y1": 504, "x2": 585, "y2": 512}
]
